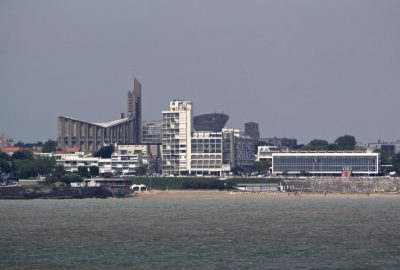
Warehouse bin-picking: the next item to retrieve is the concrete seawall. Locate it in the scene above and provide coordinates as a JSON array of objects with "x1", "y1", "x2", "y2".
[{"x1": 282, "y1": 178, "x2": 400, "y2": 193}]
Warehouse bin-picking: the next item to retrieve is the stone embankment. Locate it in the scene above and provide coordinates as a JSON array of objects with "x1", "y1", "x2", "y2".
[
  {"x1": 282, "y1": 178, "x2": 400, "y2": 193},
  {"x1": 0, "y1": 186, "x2": 133, "y2": 199}
]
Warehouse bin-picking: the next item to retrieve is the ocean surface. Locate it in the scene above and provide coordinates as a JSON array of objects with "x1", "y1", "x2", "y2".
[{"x1": 1, "y1": 194, "x2": 400, "y2": 269}]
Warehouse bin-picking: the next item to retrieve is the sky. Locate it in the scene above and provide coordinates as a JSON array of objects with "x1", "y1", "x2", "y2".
[{"x1": 0, "y1": 0, "x2": 399, "y2": 144}]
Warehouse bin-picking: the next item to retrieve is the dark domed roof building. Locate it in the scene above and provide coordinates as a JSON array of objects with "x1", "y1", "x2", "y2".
[{"x1": 193, "y1": 113, "x2": 229, "y2": 132}]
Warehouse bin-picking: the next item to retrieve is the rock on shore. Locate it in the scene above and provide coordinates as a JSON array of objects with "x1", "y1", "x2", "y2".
[{"x1": 0, "y1": 186, "x2": 132, "y2": 199}]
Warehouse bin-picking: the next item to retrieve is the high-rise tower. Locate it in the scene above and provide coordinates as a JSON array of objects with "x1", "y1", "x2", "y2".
[
  {"x1": 162, "y1": 100, "x2": 193, "y2": 176},
  {"x1": 244, "y1": 122, "x2": 260, "y2": 140},
  {"x1": 127, "y1": 78, "x2": 142, "y2": 143}
]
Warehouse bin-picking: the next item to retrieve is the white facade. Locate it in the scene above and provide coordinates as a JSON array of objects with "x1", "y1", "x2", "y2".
[
  {"x1": 272, "y1": 152, "x2": 379, "y2": 175},
  {"x1": 54, "y1": 152, "x2": 99, "y2": 173},
  {"x1": 191, "y1": 132, "x2": 230, "y2": 176},
  {"x1": 162, "y1": 100, "x2": 193, "y2": 176},
  {"x1": 110, "y1": 153, "x2": 143, "y2": 176},
  {"x1": 55, "y1": 152, "x2": 144, "y2": 176},
  {"x1": 257, "y1": 146, "x2": 278, "y2": 162}
]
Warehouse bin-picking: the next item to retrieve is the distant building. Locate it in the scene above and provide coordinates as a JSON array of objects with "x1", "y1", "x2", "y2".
[
  {"x1": 257, "y1": 146, "x2": 278, "y2": 162},
  {"x1": 162, "y1": 100, "x2": 193, "y2": 176},
  {"x1": 115, "y1": 144, "x2": 161, "y2": 158},
  {"x1": 54, "y1": 151, "x2": 145, "y2": 176},
  {"x1": 0, "y1": 136, "x2": 13, "y2": 149},
  {"x1": 235, "y1": 134, "x2": 256, "y2": 168},
  {"x1": 191, "y1": 132, "x2": 230, "y2": 176},
  {"x1": 54, "y1": 152, "x2": 99, "y2": 173},
  {"x1": 272, "y1": 152, "x2": 379, "y2": 175},
  {"x1": 222, "y1": 128, "x2": 256, "y2": 169},
  {"x1": 222, "y1": 128, "x2": 239, "y2": 169},
  {"x1": 142, "y1": 121, "x2": 162, "y2": 144},
  {"x1": 260, "y1": 137, "x2": 298, "y2": 149},
  {"x1": 115, "y1": 144, "x2": 161, "y2": 174},
  {"x1": 1, "y1": 147, "x2": 22, "y2": 156},
  {"x1": 244, "y1": 122, "x2": 260, "y2": 140},
  {"x1": 162, "y1": 101, "x2": 234, "y2": 176},
  {"x1": 58, "y1": 77, "x2": 142, "y2": 153},
  {"x1": 127, "y1": 78, "x2": 142, "y2": 143},
  {"x1": 193, "y1": 113, "x2": 229, "y2": 132},
  {"x1": 368, "y1": 140, "x2": 400, "y2": 156}
]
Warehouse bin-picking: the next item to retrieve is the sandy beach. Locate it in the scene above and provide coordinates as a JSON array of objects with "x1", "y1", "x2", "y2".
[{"x1": 136, "y1": 189, "x2": 400, "y2": 199}]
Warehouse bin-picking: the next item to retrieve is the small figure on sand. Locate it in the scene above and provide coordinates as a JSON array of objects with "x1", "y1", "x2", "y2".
[{"x1": 324, "y1": 191, "x2": 327, "y2": 197}]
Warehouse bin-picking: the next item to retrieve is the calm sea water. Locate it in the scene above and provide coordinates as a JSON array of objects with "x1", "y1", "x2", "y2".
[{"x1": 1, "y1": 194, "x2": 400, "y2": 269}]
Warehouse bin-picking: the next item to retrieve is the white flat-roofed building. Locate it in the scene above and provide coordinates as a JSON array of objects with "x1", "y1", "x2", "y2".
[
  {"x1": 55, "y1": 152, "x2": 144, "y2": 176},
  {"x1": 190, "y1": 132, "x2": 230, "y2": 176},
  {"x1": 257, "y1": 146, "x2": 278, "y2": 162},
  {"x1": 110, "y1": 153, "x2": 143, "y2": 176},
  {"x1": 98, "y1": 158, "x2": 112, "y2": 174},
  {"x1": 54, "y1": 152, "x2": 99, "y2": 173},
  {"x1": 115, "y1": 144, "x2": 160, "y2": 157},
  {"x1": 272, "y1": 152, "x2": 379, "y2": 175}
]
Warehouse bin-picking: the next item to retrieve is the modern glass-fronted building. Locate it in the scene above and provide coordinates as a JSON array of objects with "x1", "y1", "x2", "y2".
[
  {"x1": 272, "y1": 152, "x2": 379, "y2": 175},
  {"x1": 142, "y1": 121, "x2": 162, "y2": 144}
]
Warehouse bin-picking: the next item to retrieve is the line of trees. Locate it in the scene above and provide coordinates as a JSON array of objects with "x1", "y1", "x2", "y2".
[
  {"x1": 300, "y1": 135, "x2": 357, "y2": 151},
  {"x1": 14, "y1": 139, "x2": 59, "y2": 153}
]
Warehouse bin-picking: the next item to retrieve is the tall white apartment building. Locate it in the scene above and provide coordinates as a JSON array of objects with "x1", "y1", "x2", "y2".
[{"x1": 162, "y1": 100, "x2": 193, "y2": 176}]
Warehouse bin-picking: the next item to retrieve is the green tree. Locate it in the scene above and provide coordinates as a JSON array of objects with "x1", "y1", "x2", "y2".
[
  {"x1": 0, "y1": 159, "x2": 11, "y2": 174},
  {"x1": 61, "y1": 173, "x2": 83, "y2": 184},
  {"x1": 391, "y1": 153, "x2": 400, "y2": 174},
  {"x1": 13, "y1": 157, "x2": 56, "y2": 179},
  {"x1": 89, "y1": 166, "x2": 99, "y2": 177},
  {"x1": 252, "y1": 160, "x2": 272, "y2": 173},
  {"x1": 34, "y1": 157, "x2": 56, "y2": 176},
  {"x1": 377, "y1": 150, "x2": 392, "y2": 166},
  {"x1": 327, "y1": 143, "x2": 339, "y2": 151},
  {"x1": 78, "y1": 166, "x2": 90, "y2": 178},
  {"x1": 13, "y1": 159, "x2": 36, "y2": 179},
  {"x1": 0, "y1": 152, "x2": 10, "y2": 161},
  {"x1": 335, "y1": 135, "x2": 356, "y2": 150},
  {"x1": 12, "y1": 149, "x2": 34, "y2": 160},
  {"x1": 52, "y1": 165, "x2": 67, "y2": 182},
  {"x1": 94, "y1": 145, "x2": 114, "y2": 158},
  {"x1": 42, "y1": 139, "x2": 58, "y2": 153},
  {"x1": 301, "y1": 139, "x2": 329, "y2": 151},
  {"x1": 0, "y1": 152, "x2": 11, "y2": 175}
]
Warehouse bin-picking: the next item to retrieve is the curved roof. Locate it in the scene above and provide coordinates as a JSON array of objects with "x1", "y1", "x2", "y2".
[{"x1": 193, "y1": 113, "x2": 229, "y2": 132}]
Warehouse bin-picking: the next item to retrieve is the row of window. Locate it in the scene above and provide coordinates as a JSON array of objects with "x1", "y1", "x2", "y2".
[{"x1": 273, "y1": 156, "x2": 378, "y2": 172}]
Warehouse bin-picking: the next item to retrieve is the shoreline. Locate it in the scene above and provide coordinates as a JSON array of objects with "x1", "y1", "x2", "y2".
[
  {"x1": 136, "y1": 189, "x2": 400, "y2": 199},
  {"x1": 1, "y1": 186, "x2": 399, "y2": 200}
]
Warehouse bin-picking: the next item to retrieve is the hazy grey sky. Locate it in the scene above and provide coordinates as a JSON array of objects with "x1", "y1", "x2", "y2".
[{"x1": 1, "y1": 0, "x2": 399, "y2": 144}]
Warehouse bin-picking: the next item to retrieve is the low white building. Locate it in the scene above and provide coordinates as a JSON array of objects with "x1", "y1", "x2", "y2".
[
  {"x1": 54, "y1": 152, "x2": 99, "y2": 173},
  {"x1": 257, "y1": 146, "x2": 278, "y2": 162},
  {"x1": 110, "y1": 153, "x2": 143, "y2": 176},
  {"x1": 272, "y1": 152, "x2": 379, "y2": 175},
  {"x1": 190, "y1": 132, "x2": 230, "y2": 176},
  {"x1": 55, "y1": 152, "x2": 145, "y2": 176}
]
